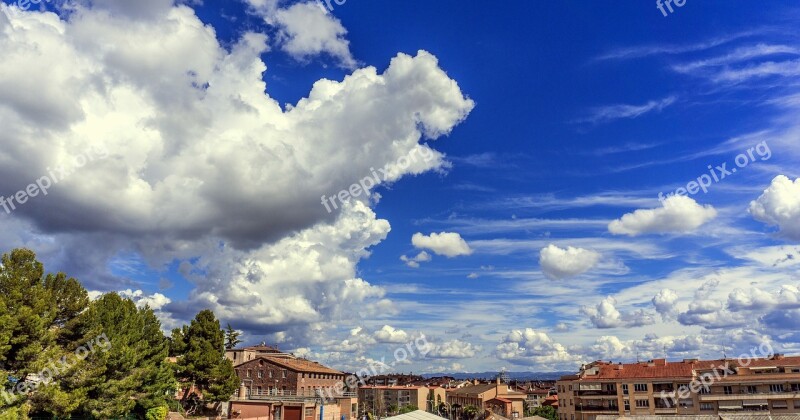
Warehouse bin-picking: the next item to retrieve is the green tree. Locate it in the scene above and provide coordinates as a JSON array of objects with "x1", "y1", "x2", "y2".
[
  {"x1": 64, "y1": 293, "x2": 175, "y2": 418},
  {"x1": 462, "y1": 405, "x2": 479, "y2": 420},
  {"x1": 175, "y1": 310, "x2": 239, "y2": 411},
  {"x1": 398, "y1": 405, "x2": 418, "y2": 414},
  {"x1": 0, "y1": 249, "x2": 89, "y2": 416},
  {"x1": 169, "y1": 326, "x2": 189, "y2": 357},
  {"x1": 530, "y1": 406, "x2": 558, "y2": 420},
  {"x1": 224, "y1": 323, "x2": 242, "y2": 350}
]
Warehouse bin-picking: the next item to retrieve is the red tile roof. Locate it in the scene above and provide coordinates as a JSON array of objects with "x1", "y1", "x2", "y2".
[{"x1": 568, "y1": 355, "x2": 800, "y2": 381}]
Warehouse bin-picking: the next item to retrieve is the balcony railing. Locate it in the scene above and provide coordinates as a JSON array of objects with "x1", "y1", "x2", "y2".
[
  {"x1": 699, "y1": 391, "x2": 800, "y2": 401},
  {"x1": 575, "y1": 405, "x2": 619, "y2": 412},
  {"x1": 576, "y1": 390, "x2": 617, "y2": 397}
]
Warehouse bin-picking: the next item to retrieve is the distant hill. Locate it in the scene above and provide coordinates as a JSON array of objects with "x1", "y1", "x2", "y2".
[{"x1": 421, "y1": 371, "x2": 572, "y2": 381}]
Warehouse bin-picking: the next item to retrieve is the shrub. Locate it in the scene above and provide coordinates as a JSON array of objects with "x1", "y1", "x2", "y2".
[{"x1": 145, "y1": 405, "x2": 169, "y2": 420}]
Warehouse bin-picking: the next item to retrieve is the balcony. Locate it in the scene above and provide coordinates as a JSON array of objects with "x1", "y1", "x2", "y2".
[
  {"x1": 575, "y1": 405, "x2": 619, "y2": 412},
  {"x1": 576, "y1": 390, "x2": 618, "y2": 397},
  {"x1": 698, "y1": 391, "x2": 800, "y2": 401}
]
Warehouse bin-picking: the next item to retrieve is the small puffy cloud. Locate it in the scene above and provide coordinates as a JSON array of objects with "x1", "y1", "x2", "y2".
[
  {"x1": 412, "y1": 232, "x2": 473, "y2": 257},
  {"x1": 373, "y1": 325, "x2": 409, "y2": 343},
  {"x1": 118, "y1": 289, "x2": 171, "y2": 310},
  {"x1": 652, "y1": 288, "x2": 679, "y2": 320},
  {"x1": 582, "y1": 296, "x2": 656, "y2": 329},
  {"x1": 400, "y1": 251, "x2": 431, "y2": 268},
  {"x1": 539, "y1": 244, "x2": 600, "y2": 280},
  {"x1": 466, "y1": 272, "x2": 479, "y2": 279},
  {"x1": 495, "y1": 328, "x2": 581, "y2": 369},
  {"x1": 608, "y1": 195, "x2": 717, "y2": 236},
  {"x1": 426, "y1": 339, "x2": 480, "y2": 359},
  {"x1": 749, "y1": 175, "x2": 800, "y2": 240},
  {"x1": 269, "y1": 1, "x2": 357, "y2": 69},
  {"x1": 554, "y1": 322, "x2": 570, "y2": 332}
]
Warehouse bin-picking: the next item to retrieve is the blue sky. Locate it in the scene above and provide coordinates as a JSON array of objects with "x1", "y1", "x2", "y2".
[{"x1": 1, "y1": 0, "x2": 799, "y2": 373}]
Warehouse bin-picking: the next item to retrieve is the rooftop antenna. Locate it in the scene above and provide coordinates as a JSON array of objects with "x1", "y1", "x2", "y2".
[
  {"x1": 663, "y1": 345, "x2": 668, "y2": 360},
  {"x1": 722, "y1": 339, "x2": 728, "y2": 360}
]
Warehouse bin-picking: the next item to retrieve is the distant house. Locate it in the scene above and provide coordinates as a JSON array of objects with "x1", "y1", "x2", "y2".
[{"x1": 447, "y1": 378, "x2": 527, "y2": 419}]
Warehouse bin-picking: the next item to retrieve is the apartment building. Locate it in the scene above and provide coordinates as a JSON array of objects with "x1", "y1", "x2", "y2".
[
  {"x1": 228, "y1": 347, "x2": 357, "y2": 420},
  {"x1": 557, "y1": 354, "x2": 800, "y2": 420},
  {"x1": 446, "y1": 379, "x2": 527, "y2": 418},
  {"x1": 359, "y1": 385, "x2": 440, "y2": 415}
]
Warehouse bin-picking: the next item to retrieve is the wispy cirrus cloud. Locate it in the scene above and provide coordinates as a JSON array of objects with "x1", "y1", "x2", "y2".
[
  {"x1": 577, "y1": 95, "x2": 677, "y2": 124},
  {"x1": 672, "y1": 43, "x2": 800, "y2": 73},
  {"x1": 596, "y1": 31, "x2": 763, "y2": 61}
]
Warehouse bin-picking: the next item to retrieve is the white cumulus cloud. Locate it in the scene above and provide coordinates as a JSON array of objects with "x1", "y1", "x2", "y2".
[
  {"x1": 539, "y1": 244, "x2": 600, "y2": 280},
  {"x1": 749, "y1": 175, "x2": 800, "y2": 240},
  {"x1": 608, "y1": 195, "x2": 717, "y2": 236},
  {"x1": 411, "y1": 232, "x2": 473, "y2": 257}
]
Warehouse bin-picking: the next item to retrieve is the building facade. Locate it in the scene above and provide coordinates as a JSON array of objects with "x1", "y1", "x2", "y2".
[
  {"x1": 358, "y1": 386, "x2": 433, "y2": 415},
  {"x1": 557, "y1": 355, "x2": 800, "y2": 420},
  {"x1": 446, "y1": 380, "x2": 526, "y2": 419}
]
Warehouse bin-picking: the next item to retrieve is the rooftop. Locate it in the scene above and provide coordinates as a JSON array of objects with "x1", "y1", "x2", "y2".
[{"x1": 561, "y1": 355, "x2": 800, "y2": 381}]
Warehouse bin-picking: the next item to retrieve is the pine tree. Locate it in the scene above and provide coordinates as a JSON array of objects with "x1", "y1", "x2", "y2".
[
  {"x1": 176, "y1": 310, "x2": 239, "y2": 409},
  {"x1": 224, "y1": 323, "x2": 242, "y2": 350},
  {"x1": 71, "y1": 293, "x2": 176, "y2": 418}
]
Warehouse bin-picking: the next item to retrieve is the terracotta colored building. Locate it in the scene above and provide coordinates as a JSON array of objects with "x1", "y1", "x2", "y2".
[
  {"x1": 227, "y1": 345, "x2": 357, "y2": 420},
  {"x1": 446, "y1": 379, "x2": 527, "y2": 418},
  {"x1": 557, "y1": 354, "x2": 800, "y2": 420}
]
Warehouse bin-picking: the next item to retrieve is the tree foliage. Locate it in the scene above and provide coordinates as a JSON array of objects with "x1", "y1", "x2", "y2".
[
  {"x1": 0, "y1": 248, "x2": 176, "y2": 419},
  {"x1": 174, "y1": 310, "x2": 239, "y2": 405},
  {"x1": 528, "y1": 405, "x2": 558, "y2": 420},
  {"x1": 224, "y1": 323, "x2": 242, "y2": 350}
]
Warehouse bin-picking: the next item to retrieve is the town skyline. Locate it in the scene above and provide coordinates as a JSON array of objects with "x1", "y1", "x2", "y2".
[{"x1": 0, "y1": 0, "x2": 799, "y2": 376}]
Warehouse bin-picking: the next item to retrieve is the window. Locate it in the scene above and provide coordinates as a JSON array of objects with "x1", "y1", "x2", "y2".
[
  {"x1": 794, "y1": 400, "x2": 800, "y2": 409},
  {"x1": 723, "y1": 386, "x2": 732, "y2": 395},
  {"x1": 623, "y1": 400, "x2": 630, "y2": 411},
  {"x1": 770, "y1": 384, "x2": 785, "y2": 393},
  {"x1": 622, "y1": 384, "x2": 629, "y2": 395},
  {"x1": 772, "y1": 401, "x2": 788, "y2": 409},
  {"x1": 747, "y1": 385, "x2": 757, "y2": 394},
  {"x1": 700, "y1": 403, "x2": 714, "y2": 411},
  {"x1": 270, "y1": 370, "x2": 273, "y2": 378},
  {"x1": 256, "y1": 386, "x2": 262, "y2": 395},
  {"x1": 635, "y1": 399, "x2": 649, "y2": 408},
  {"x1": 699, "y1": 386, "x2": 710, "y2": 395},
  {"x1": 791, "y1": 384, "x2": 800, "y2": 392},
  {"x1": 247, "y1": 369, "x2": 251, "y2": 378},
  {"x1": 634, "y1": 384, "x2": 648, "y2": 392},
  {"x1": 282, "y1": 370, "x2": 287, "y2": 378},
  {"x1": 258, "y1": 370, "x2": 263, "y2": 379},
  {"x1": 605, "y1": 383, "x2": 616, "y2": 392}
]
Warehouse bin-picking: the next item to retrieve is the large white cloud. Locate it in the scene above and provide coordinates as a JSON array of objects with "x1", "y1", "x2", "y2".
[
  {"x1": 608, "y1": 195, "x2": 717, "y2": 236},
  {"x1": 539, "y1": 244, "x2": 600, "y2": 280},
  {"x1": 0, "y1": 2, "x2": 474, "y2": 347},
  {"x1": 749, "y1": 175, "x2": 800, "y2": 240},
  {"x1": 411, "y1": 232, "x2": 473, "y2": 257}
]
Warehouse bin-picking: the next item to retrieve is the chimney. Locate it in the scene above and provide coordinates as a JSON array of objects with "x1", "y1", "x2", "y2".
[{"x1": 239, "y1": 382, "x2": 248, "y2": 399}]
